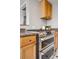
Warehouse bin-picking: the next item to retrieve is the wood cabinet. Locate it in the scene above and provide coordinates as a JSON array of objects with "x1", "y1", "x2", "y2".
[
  {"x1": 47, "y1": 2, "x2": 52, "y2": 19},
  {"x1": 40, "y1": 0, "x2": 52, "y2": 20},
  {"x1": 20, "y1": 36, "x2": 36, "y2": 59},
  {"x1": 54, "y1": 31, "x2": 58, "y2": 49}
]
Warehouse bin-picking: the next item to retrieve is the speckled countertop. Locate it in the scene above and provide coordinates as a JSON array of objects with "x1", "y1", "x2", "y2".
[
  {"x1": 20, "y1": 28, "x2": 58, "y2": 37},
  {"x1": 20, "y1": 31, "x2": 37, "y2": 37},
  {"x1": 27, "y1": 28, "x2": 58, "y2": 32}
]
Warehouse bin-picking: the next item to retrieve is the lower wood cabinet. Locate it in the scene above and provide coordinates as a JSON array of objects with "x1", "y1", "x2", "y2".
[
  {"x1": 20, "y1": 43, "x2": 36, "y2": 59},
  {"x1": 54, "y1": 31, "x2": 58, "y2": 49},
  {"x1": 20, "y1": 36, "x2": 36, "y2": 59}
]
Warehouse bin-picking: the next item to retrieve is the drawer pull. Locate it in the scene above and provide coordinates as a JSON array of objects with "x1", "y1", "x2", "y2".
[{"x1": 29, "y1": 40, "x2": 32, "y2": 42}]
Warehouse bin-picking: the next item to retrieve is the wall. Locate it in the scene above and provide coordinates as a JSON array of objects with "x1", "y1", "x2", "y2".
[
  {"x1": 47, "y1": 0, "x2": 58, "y2": 28},
  {"x1": 20, "y1": 0, "x2": 47, "y2": 29}
]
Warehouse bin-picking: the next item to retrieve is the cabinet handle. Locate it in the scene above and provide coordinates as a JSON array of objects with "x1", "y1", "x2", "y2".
[{"x1": 29, "y1": 40, "x2": 32, "y2": 42}]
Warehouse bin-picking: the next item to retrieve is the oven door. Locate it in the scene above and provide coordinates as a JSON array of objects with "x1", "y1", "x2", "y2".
[
  {"x1": 41, "y1": 37, "x2": 54, "y2": 50},
  {"x1": 40, "y1": 44, "x2": 54, "y2": 59}
]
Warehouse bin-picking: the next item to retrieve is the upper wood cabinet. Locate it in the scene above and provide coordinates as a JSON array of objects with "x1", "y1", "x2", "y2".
[
  {"x1": 40, "y1": 0, "x2": 52, "y2": 20},
  {"x1": 47, "y1": 2, "x2": 52, "y2": 19}
]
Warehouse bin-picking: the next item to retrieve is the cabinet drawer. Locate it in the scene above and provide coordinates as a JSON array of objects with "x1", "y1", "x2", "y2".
[{"x1": 20, "y1": 36, "x2": 36, "y2": 48}]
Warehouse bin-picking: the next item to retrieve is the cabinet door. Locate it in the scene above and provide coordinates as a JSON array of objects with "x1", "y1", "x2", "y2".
[
  {"x1": 40, "y1": 0, "x2": 52, "y2": 20},
  {"x1": 54, "y1": 32, "x2": 58, "y2": 49},
  {"x1": 47, "y1": 2, "x2": 52, "y2": 19},
  {"x1": 20, "y1": 36, "x2": 36, "y2": 59},
  {"x1": 21, "y1": 43, "x2": 36, "y2": 59},
  {"x1": 41, "y1": 0, "x2": 48, "y2": 19}
]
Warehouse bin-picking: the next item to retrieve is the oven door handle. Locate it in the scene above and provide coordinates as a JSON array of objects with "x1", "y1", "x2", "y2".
[{"x1": 41, "y1": 52, "x2": 45, "y2": 55}]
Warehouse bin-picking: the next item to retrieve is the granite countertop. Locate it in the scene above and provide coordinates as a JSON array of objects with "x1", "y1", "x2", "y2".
[
  {"x1": 20, "y1": 31, "x2": 37, "y2": 37},
  {"x1": 27, "y1": 28, "x2": 58, "y2": 32},
  {"x1": 20, "y1": 28, "x2": 58, "y2": 37}
]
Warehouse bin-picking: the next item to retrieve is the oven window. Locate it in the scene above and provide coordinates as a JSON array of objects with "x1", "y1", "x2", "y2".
[{"x1": 42, "y1": 37, "x2": 54, "y2": 48}]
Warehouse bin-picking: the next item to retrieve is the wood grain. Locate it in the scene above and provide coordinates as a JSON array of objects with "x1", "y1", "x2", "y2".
[
  {"x1": 20, "y1": 36, "x2": 36, "y2": 48},
  {"x1": 20, "y1": 36, "x2": 36, "y2": 59},
  {"x1": 40, "y1": 0, "x2": 52, "y2": 20},
  {"x1": 54, "y1": 31, "x2": 58, "y2": 49}
]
